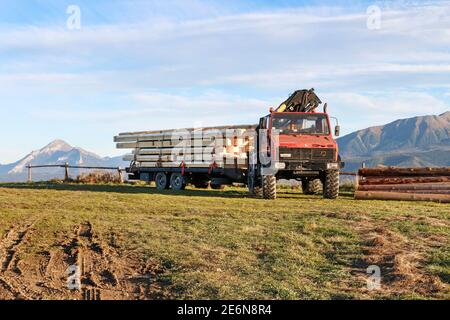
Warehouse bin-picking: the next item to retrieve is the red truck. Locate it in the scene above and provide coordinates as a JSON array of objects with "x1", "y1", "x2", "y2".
[{"x1": 116, "y1": 89, "x2": 343, "y2": 199}]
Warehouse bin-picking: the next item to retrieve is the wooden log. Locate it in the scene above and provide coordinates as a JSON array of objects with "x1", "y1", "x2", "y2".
[
  {"x1": 115, "y1": 128, "x2": 254, "y2": 143},
  {"x1": 354, "y1": 191, "x2": 450, "y2": 203},
  {"x1": 138, "y1": 147, "x2": 216, "y2": 155},
  {"x1": 358, "y1": 167, "x2": 450, "y2": 177},
  {"x1": 359, "y1": 176, "x2": 450, "y2": 185},
  {"x1": 358, "y1": 183, "x2": 450, "y2": 191},
  {"x1": 389, "y1": 190, "x2": 450, "y2": 195},
  {"x1": 117, "y1": 124, "x2": 257, "y2": 137}
]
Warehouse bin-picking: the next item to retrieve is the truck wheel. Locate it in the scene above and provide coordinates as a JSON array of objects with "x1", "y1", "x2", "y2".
[
  {"x1": 170, "y1": 173, "x2": 186, "y2": 190},
  {"x1": 323, "y1": 170, "x2": 339, "y2": 199},
  {"x1": 302, "y1": 179, "x2": 322, "y2": 195},
  {"x1": 210, "y1": 183, "x2": 225, "y2": 190},
  {"x1": 253, "y1": 186, "x2": 263, "y2": 197},
  {"x1": 155, "y1": 172, "x2": 170, "y2": 190},
  {"x1": 262, "y1": 175, "x2": 276, "y2": 200}
]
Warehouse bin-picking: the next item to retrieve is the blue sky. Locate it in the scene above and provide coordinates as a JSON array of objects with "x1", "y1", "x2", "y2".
[{"x1": 0, "y1": 0, "x2": 449, "y2": 162}]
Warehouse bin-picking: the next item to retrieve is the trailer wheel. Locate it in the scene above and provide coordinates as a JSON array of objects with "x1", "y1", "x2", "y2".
[
  {"x1": 302, "y1": 179, "x2": 322, "y2": 195},
  {"x1": 210, "y1": 183, "x2": 225, "y2": 190},
  {"x1": 170, "y1": 173, "x2": 186, "y2": 190},
  {"x1": 262, "y1": 175, "x2": 277, "y2": 200},
  {"x1": 194, "y1": 182, "x2": 209, "y2": 189},
  {"x1": 155, "y1": 172, "x2": 170, "y2": 190},
  {"x1": 324, "y1": 170, "x2": 339, "y2": 199}
]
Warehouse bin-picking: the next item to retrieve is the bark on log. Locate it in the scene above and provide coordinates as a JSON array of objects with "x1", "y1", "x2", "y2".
[
  {"x1": 390, "y1": 190, "x2": 450, "y2": 195},
  {"x1": 358, "y1": 167, "x2": 450, "y2": 177},
  {"x1": 359, "y1": 176, "x2": 450, "y2": 185},
  {"x1": 354, "y1": 191, "x2": 450, "y2": 203},
  {"x1": 358, "y1": 183, "x2": 450, "y2": 191}
]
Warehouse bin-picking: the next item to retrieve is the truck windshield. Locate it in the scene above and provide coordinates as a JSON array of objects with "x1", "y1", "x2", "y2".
[{"x1": 272, "y1": 114, "x2": 329, "y2": 135}]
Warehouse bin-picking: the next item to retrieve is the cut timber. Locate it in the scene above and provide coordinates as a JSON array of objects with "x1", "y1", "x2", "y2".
[
  {"x1": 360, "y1": 176, "x2": 450, "y2": 185},
  {"x1": 116, "y1": 124, "x2": 256, "y2": 137},
  {"x1": 358, "y1": 167, "x2": 450, "y2": 177},
  {"x1": 355, "y1": 191, "x2": 450, "y2": 203},
  {"x1": 390, "y1": 190, "x2": 450, "y2": 195},
  {"x1": 139, "y1": 161, "x2": 211, "y2": 168},
  {"x1": 358, "y1": 183, "x2": 450, "y2": 191}
]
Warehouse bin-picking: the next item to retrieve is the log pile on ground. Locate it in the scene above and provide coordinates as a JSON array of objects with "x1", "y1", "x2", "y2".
[
  {"x1": 355, "y1": 167, "x2": 450, "y2": 203},
  {"x1": 114, "y1": 125, "x2": 256, "y2": 169}
]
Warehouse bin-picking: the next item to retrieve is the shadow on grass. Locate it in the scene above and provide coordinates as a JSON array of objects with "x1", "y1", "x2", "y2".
[
  {"x1": 0, "y1": 182, "x2": 354, "y2": 200},
  {"x1": 0, "y1": 182, "x2": 253, "y2": 199}
]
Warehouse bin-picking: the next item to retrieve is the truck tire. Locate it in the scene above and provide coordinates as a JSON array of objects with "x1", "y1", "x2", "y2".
[
  {"x1": 323, "y1": 170, "x2": 339, "y2": 199},
  {"x1": 170, "y1": 173, "x2": 186, "y2": 190},
  {"x1": 253, "y1": 186, "x2": 263, "y2": 197},
  {"x1": 155, "y1": 172, "x2": 170, "y2": 190},
  {"x1": 210, "y1": 183, "x2": 225, "y2": 190},
  {"x1": 302, "y1": 179, "x2": 322, "y2": 195},
  {"x1": 262, "y1": 175, "x2": 276, "y2": 200}
]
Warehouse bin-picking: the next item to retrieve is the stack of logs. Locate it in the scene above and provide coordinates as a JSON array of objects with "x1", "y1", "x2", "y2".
[{"x1": 355, "y1": 167, "x2": 450, "y2": 203}]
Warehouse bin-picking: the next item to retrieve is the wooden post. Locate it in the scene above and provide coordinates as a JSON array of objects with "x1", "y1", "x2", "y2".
[
  {"x1": 27, "y1": 164, "x2": 32, "y2": 183},
  {"x1": 64, "y1": 162, "x2": 69, "y2": 182},
  {"x1": 118, "y1": 168, "x2": 124, "y2": 183}
]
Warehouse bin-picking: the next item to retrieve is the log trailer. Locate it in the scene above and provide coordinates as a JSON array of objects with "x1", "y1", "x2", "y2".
[{"x1": 115, "y1": 89, "x2": 344, "y2": 199}]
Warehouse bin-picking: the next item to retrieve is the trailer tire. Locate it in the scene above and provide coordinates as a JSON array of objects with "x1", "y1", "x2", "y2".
[
  {"x1": 210, "y1": 183, "x2": 225, "y2": 190},
  {"x1": 302, "y1": 179, "x2": 322, "y2": 195},
  {"x1": 324, "y1": 170, "x2": 339, "y2": 199},
  {"x1": 170, "y1": 173, "x2": 186, "y2": 190},
  {"x1": 262, "y1": 175, "x2": 276, "y2": 200},
  {"x1": 155, "y1": 172, "x2": 170, "y2": 190},
  {"x1": 194, "y1": 182, "x2": 209, "y2": 189}
]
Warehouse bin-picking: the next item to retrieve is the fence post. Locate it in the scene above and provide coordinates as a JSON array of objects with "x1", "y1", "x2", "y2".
[
  {"x1": 64, "y1": 162, "x2": 69, "y2": 182},
  {"x1": 27, "y1": 164, "x2": 32, "y2": 183},
  {"x1": 118, "y1": 168, "x2": 124, "y2": 183}
]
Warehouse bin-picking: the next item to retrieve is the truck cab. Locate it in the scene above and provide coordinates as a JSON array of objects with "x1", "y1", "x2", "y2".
[{"x1": 252, "y1": 109, "x2": 342, "y2": 199}]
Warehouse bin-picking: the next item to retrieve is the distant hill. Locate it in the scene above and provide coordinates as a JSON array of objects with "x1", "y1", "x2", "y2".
[
  {"x1": 337, "y1": 111, "x2": 450, "y2": 172},
  {"x1": 0, "y1": 140, "x2": 127, "y2": 182}
]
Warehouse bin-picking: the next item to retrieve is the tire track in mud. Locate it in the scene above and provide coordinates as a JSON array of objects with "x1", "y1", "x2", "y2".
[
  {"x1": 66, "y1": 222, "x2": 171, "y2": 300},
  {"x1": 0, "y1": 222, "x2": 34, "y2": 273},
  {"x1": 66, "y1": 222, "x2": 146, "y2": 300},
  {"x1": 0, "y1": 221, "x2": 38, "y2": 299},
  {"x1": 0, "y1": 218, "x2": 170, "y2": 300}
]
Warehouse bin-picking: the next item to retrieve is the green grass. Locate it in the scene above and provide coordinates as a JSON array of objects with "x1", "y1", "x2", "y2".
[{"x1": 0, "y1": 182, "x2": 448, "y2": 299}]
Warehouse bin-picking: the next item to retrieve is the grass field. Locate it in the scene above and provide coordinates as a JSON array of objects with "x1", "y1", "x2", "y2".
[{"x1": 0, "y1": 182, "x2": 448, "y2": 300}]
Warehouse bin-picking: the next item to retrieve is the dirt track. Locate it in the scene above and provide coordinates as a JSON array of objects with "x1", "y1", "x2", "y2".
[{"x1": 0, "y1": 220, "x2": 166, "y2": 300}]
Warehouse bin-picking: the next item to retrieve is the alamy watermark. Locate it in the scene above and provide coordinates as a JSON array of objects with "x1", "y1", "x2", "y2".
[
  {"x1": 367, "y1": 5, "x2": 382, "y2": 30},
  {"x1": 66, "y1": 5, "x2": 81, "y2": 30},
  {"x1": 66, "y1": 264, "x2": 81, "y2": 290},
  {"x1": 366, "y1": 265, "x2": 381, "y2": 290}
]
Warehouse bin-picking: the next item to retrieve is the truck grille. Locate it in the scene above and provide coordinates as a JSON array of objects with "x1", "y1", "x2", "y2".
[{"x1": 279, "y1": 148, "x2": 334, "y2": 161}]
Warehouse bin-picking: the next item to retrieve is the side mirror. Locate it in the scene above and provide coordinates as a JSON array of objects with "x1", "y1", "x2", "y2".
[{"x1": 335, "y1": 125, "x2": 340, "y2": 137}]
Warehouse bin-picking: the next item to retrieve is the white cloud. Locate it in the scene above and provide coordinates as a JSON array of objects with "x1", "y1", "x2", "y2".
[
  {"x1": 1, "y1": 1, "x2": 450, "y2": 161},
  {"x1": 29, "y1": 91, "x2": 271, "y2": 128}
]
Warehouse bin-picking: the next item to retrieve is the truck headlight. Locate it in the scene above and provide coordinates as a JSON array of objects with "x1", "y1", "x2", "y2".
[
  {"x1": 280, "y1": 153, "x2": 292, "y2": 158},
  {"x1": 275, "y1": 162, "x2": 286, "y2": 169},
  {"x1": 327, "y1": 163, "x2": 339, "y2": 169}
]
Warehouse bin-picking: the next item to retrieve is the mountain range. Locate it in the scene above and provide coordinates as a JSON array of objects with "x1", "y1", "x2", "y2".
[
  {"x1": 337, "y1": 111, "x2": 450, "y2": 172},
  {"x1": 0, "y1": 111, "x2": 449, "y2": 182},
  {"x1": 0, "y1": 140, "x2": 127, "y2": 182}
]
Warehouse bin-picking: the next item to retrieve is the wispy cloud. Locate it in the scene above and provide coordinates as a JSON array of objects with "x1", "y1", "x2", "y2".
[{"x1": 0, "y1": 0, "x2": 449, "y2": 162}]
